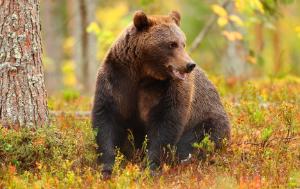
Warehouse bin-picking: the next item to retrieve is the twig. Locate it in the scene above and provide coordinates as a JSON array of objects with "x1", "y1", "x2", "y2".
[
  {"x1": 189, "y1": 0, "x2": 231, "y2": 52},
  {"x1": 234, "y1": 136, "x2": 300, "y2": 146}
]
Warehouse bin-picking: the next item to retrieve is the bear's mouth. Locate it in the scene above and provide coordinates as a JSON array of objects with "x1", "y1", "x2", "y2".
[
  {"x1": 172, "y1": 69, "x2": 188, "y2": 80},
  {"x1": 167, "y1": 65, "x2": 188, "y2": 80}
]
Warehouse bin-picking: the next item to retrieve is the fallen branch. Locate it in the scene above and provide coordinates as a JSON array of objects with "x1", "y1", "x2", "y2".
[
  {"x1": 189, "y1": 0, "x2": 231, "y2": 52},
  {"x1": 49, "y1": 111, "x2": 91, "y2": 118}
]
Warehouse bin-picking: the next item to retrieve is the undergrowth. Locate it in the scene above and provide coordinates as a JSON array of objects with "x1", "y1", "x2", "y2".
[{"x1": 0, "y1": 76, "x2": 299, "y2": 188}]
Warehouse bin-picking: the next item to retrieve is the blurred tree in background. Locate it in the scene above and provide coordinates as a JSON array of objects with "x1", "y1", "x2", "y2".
[{"x1": 40, "y1": 0, "x2": 300, "y2": 94}]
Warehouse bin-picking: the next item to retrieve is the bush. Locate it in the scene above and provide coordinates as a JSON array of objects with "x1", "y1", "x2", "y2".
[{"x1": 0, "y1": 120, "x2": 96, "y2": 172}]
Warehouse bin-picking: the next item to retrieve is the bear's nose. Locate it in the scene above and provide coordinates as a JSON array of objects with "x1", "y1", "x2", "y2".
[{"x1": 186, "y1": 63, "x2": 196, "y2": 73}]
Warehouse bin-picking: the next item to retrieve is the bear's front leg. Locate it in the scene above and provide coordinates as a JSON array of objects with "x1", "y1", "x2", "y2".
[
  {"x1": 146, "y1": 98, "x2": 185, "y2": 170},
  {"x1": 92, "y1": 76, "x2": 126, "y2": 179},
  {"x1": 94, "y1": 114, "x2": 125, "y2": 178}
]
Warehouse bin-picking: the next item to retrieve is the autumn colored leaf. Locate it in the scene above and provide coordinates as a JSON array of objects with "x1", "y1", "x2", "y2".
[
  {"x1": 218, "y1": 17, "x2": 228, "y2": 27},
  {"x1": 246, "y1": 55, "x2": 257, "y2": 64},
  {"x1": 8, "y1": 164, "x2": 16, "y2": 176},
  {"x1": 229, "y1": 15, "x2": 244, "y2": 26},
  {"x1": 222, "y1": 30, "x2": 243, "y2": 41},
  {"x1": 295, "y1": 26, "x2": 300, "y2": 38},
  {"x1": 211, "y1": 4, "x2": 228, "y2": 17}
]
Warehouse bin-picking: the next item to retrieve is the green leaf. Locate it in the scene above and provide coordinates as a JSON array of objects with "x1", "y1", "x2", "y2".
[{"x1": 261, "y1": 127, "x2": 273, "y2": 142}]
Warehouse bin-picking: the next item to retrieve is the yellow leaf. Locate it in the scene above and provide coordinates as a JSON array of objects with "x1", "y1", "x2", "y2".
[
  {"x1": 87, "y1": 22, "x2": 101, "y2": 35},
  {"x1": 222, "y1": 31, "x2": 243, "y2": 41},
  {"x1": 62, "y1": 60, "x2": 77, "y2": 87},
  {"x1": 251, "y1": 0, "x2": 264, "y2": 13},
  {"x1": 235, "y1": 0, "x2": 264, "y2": 14},
  {"x1": 36, "y1": 162, "x2": 43, "y2": 170},
  {"x1": 218, "y1": 17, "x2": 228, "y2": 27},
  {"x1": 212, "y1": 4, "x2": 228, "y2": 17},
  {"x1": 246, "y1": 55, "x2": 257, "y2": 64},
  {"x1": 63, "y1": 37, "x2": 75, "y2": 55},
  {"x1": 222, "y1": 31, "x2": 234, "y2": 41},
  {"x1": 64, "y1": 74, "x2": 77, "y2": 87},
  {"x1": 233, "y1": 31, "x2": 243, "y2": 40},
  {"x1": 229, "y1": 15, "x2": 244, "y2": 26},
  {"x1": 235, "y1": 0, "x2": 246, "y2": 12},
  {"x1": 96, "y1": 2, "x2": 128, "y2": 30},
  {"x1": 295, "y1": 26, "x2": 300, "y2": 38}
]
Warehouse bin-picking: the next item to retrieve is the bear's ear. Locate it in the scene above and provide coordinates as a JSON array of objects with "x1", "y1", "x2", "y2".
[
  {"x1": 169, "y1": 10, "x2": 181, "y2": 26},
  {"x1": 133, "y1": 10, "x2": 149, "y2": 31}
]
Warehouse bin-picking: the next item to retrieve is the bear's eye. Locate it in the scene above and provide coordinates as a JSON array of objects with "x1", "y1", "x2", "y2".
[{"x1": 169, "y1": 42, "x2": 178, "y2": 49}]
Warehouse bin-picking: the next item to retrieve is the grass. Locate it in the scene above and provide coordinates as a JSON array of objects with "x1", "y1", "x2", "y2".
[{"x1": 0, "y1": 75, "x2": 299, "y2": 188}]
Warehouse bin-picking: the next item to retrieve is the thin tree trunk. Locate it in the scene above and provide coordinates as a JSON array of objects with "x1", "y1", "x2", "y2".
[
  {"x1": 87, "y1": 0, "x2": 97, "y2": 94},
  {"x1": 70, "y1": 0, "x2": 82, "y2": 90},
  {"x1": 79, "y1": 0, "x2": 89, "y2": 92},
  {"x1": 221, "y1": 2, "x2": 248, "y2": 78},
  {"x1": 41, "y1": 0, "x2": 63, "y2": 94},
  {"x1": 72, "y1": 0, "x2": 96, "y2": 93},
  {"x1": 0, "y1": 0, "x2": 49, "y2": 128},
  {"x1": 255, "y1": 23, "x2": 264, "y2": 52},
  {"x1": 190, "y1": 0, "x2": 231, "y2": 52}
]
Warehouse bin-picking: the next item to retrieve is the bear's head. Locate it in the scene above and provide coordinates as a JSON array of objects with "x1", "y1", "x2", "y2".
[{"x1": 133, "y1": 10, "x2": 195, "y2": 81}]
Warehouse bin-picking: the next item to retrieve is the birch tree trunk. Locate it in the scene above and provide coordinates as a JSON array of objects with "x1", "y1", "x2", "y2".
[
  {"x1": 221, "y1": 2, "x2": 249, "y2": 78},
  {"x1": 0, "y1": 0, "x2": 49, "y2": 128},
  {"x1": 72, "y1": 0, "x2": 97, "y2": 93}
]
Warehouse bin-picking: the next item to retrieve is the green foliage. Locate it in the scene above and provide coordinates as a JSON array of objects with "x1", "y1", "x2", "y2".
[
  {"x1": 288, "y1": 171, "x2": 300, "y2": 188},
  {"x1": 140, "y1": 0, "x2": 155, "y2": 7},
  {"x1": 87, "y1": 2, "x2": 130, "y2": 60},
  {"x1": 193, "y1": 135, "x2": 215, "y2": 153},
  {"x1": 261, "y1": 126, "x2": 273, "y2": 142},
  {"x1": 0, "y1": 122, "x2": 96, "y2": 172},
  {"x1": 62, "y1": 89, "x2": 80, "y2": 102}
]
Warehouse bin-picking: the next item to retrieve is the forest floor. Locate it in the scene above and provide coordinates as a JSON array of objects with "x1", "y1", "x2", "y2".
[{"x1": 0, "y1": 75, "x2": 300, "y2": 189}]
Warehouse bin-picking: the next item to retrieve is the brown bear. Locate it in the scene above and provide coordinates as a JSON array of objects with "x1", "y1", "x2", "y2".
[{"x1": 92, "y1": 10, "x2": 231, "y2": 178}]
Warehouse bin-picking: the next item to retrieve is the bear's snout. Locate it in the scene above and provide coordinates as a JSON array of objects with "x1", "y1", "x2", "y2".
[{"x1": 186, "y1": 63, "x2": 196, "y2": 73}]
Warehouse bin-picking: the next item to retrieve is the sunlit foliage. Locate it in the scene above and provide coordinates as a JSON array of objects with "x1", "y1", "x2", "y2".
[{"x1": 1, "y1": 77, "x2": 299, "y2": 188}]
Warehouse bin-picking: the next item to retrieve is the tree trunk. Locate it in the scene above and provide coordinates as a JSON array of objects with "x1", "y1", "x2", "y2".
[
  {"x1": 221, "y1": 2, "x2": 249, "y2": 78},
  {"x1": 41, "y1": 0, "x2": 63, "y2": 94},
  {"x1": 71, "y1": 0, "x2": 97, "y2": 93},
  {"x1": 87, "y1": 0, "x2": 98, "y2": 94},
  {"x1": 0, "y1": 0, "x2": 49, "y2": 128},
  {"x1": 255, "y1": 23, "x2": 264, "y2": 52},
  {"x1": 79, "y1": 0, "x2": 89, "y2": 92}
]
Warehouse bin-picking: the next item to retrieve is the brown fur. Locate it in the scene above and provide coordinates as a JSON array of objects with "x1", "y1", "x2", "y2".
[{"x1": 92, "y1": 11, "x2": 231, "y2": 176}]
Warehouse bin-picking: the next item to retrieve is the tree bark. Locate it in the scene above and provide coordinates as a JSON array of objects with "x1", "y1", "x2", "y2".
[{"x1": 0, "y1": 0, "x2": 49, "y2": 128}]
